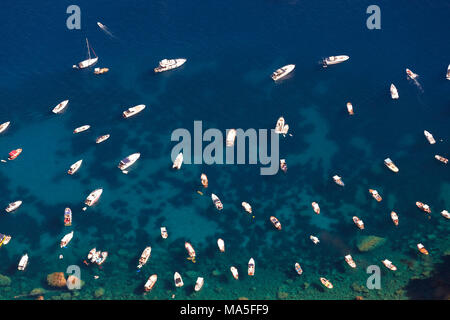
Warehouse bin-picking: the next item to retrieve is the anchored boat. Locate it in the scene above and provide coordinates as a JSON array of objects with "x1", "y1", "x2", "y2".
[
  {"x1": 123, "y1": 104, "x2": 146, "y2": 118},
  {"x1": 435, "y1": 155, "x2": 448, "y2": 164},
  {"x1": 441, "y1": 210, "x2": 450, "y2": 219},
  {"x1": 369, "y1": 189, "x2": 382, "y2": 202},
  {"x1": 311, "y1": 202, "x2": 320, "y2": 214},
  {"x1": 160, "y1": 227, "x2": 168, "y2": 239},
  {"x1": 0, "y1": 234, "x2": 11, "y2": 247},
  {"x1": 353, "y1": 216, "x2": 364, "y2": 230},
  {"x1": 8, "y1": 148, "x2": 22, "y2": 160},
  {"x1": 346, "y1": 102, "x2": 354, "y2": 115},
  {"x1": 310, "y1": 235, "x2": 320, "y2": 244},
  {"x1": 84, "y1": 188, "x2": 103, "y2": 207},
  {"x1": 320, "y1": 277, "x2": 333, "y2": 289},
  {"x1": 96, "y1": 134, "x2": 110, "y2": 144},
  {"x1": 406, "y1": 68, "x2": 418, "y2": 80},
  {"x1": 242, "y1": 202, "x2": 252, "y2": 214},
  {"x1": 230, "y1": 266, "x2": 239, "y2": 280},
  {"x1": 295, "y1": 263, "x2": 303, "y2": 275},
  {"x1": 73, "y1": 38, "x2": 98, "y2": 69},
  {"x1": 333, "y1": 175, "x2": 345, "y2": 186},
  {"x1": 154, "y1": 58, "x2": 187, "y2": 73},
  {"x1": 0, "y1": 121, "x2": 10, "y2": 133},
  {"x1": 18, "y1": 254, "x2": 29, "y2": 271},
  {"x1": 345, "y1": 255, "x2": 356, "y2": 268},
  {"x1": 194, "y1": 277, "x2": 204, "y2": 292},
  {"x1": 390, "y1": 211, "x2": 399, "y2": 226},
  {"x1": 137, "y1": 247, "x2": 151, "y2": 269},
  {"x1": 118, "y1": 153, "x2": 140, "y2": 172},
  {"x1": 384, "y1": 158, "x2": 399, "y2": 172},
  {"x1": 217, "y1": 238, "x2": 225, "y2": 252},
  {"x1": 280, "y1": 159, "x2": 287, "y2": 173},
  {"x1": 73, "y1": 125, "x2": 90, "y2": 134},
  {"x1": 64, "y1": 208, "x2": 72, "y2": 226},
  {"x1": 144, "y1": 274, "x2": 157, "y2": 292},
  {"x1": 200, "y1": 174, "x2": 208, "y2": 188},
  {"x1": 417, "y1": 243, "x2": 429, "y2": 255},
  {"x1": 5, "y1": 201, "x2": 22, "y2": 213},
  {"x1": 174, "y1": 272, "x2": 184, "y2": 287},
  {"x1": 172, "y1": 152, "x2": 183, "y2": 170},
  {"x1": 416, "y1": 201, "x2": 431, "y2": 213},
  {"x1": 424, "y1": 130, "x2": 436, "y2": 144},
  {"x1": 274, "y1": 117, "x2": 289, "y2": 135},
  {"x1": 52, "y1": 100, "x2": 69, "y2": 114},
  {"x1": 271, "y1": 64, "x2": 295, "y2": 81},
  {"x1": 323, "y1": 55, "x2": 349, "y2": 67},
  {"x1": 390, "y1": 84, "x2": 399, "y2": 99},
  {"x1": 248, "y1": 258, "x2": 255, "y2": 276},
  {"x1": 211, "y1": 193, "x2": 223, "y2": 210},
  {"x1": 185, "y1": 242, "x2": 196, "y2": 263},
  {"x1": 60, "y1": 231, "x2": 74, "y2": 248},
  {"x1": 94, "y1": 67, "x2": 109, "y2": 74},
  {"x1": 270, "y1": 216, "x2": 281, "y2": 230},
  {"x1": 382, "y1": 259, "x2": 397, "y2": 271},
  {"x1": 68, "y1": 160, "x2": 83, "y2": 175}
]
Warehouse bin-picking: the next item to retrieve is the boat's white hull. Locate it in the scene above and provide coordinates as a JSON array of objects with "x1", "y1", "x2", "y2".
[
  {"x1": 118, "y1": 153, "x2": 141, "y2": 171},
  {"x1": 154, "y1": 59, "x2": 187, "y2": 73},
  {"x1": 68, "y1": 160, "x2": 83, "y2": 175},
  {"x1": 390, "y1": 84, "x2": 399, "y2": 99},
  {"x1": 85, "y1": 189, "x2": 103, "y2": 206},
  {"x1": 324, "y1": 55, "x2": 349, "y2": 66},
  {"x1": 271, "y1": 64, "x2": 295, "y2": 81},
  {"x1": 76, "y1": 57, "x2": 98, "y2": 69},
  {"x1": 6, "y1": 201, "x2": 22, "y2": 213},
  {"x1": 123, "y1": 104, "x2": 146, "y2": 118},
  {"x1": 0, "y1": 121, "x2": 11, "y2": 133},
  {"x1": 52, "y1": 100, "x2": 69, "y2": 114}
]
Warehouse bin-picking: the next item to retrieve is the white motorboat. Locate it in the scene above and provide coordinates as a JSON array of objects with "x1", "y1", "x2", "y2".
[
  {"x1": 60, "y1": 231, "x2": 74, "y2": 248},
  {"x1": 345, "y1": 254, "x2": 356, "y2": 268},
  {"x1": 174, "y1": 272, "x2": 184, "y2": 287},
  {"x1": 194, "y1": 277, "x2": 204, "y2": 292},
  {"x1": 435, "y1": 155, "x2": 448, "y2": 164},
  {"x1": 73, "y1": 125, "x2": 90, "y2": 134},
  {"x1": 333, "y1": 175, "x2": 345, "y2": 186},
  {"x1": 84, "y1": 188, "x2": 103, "y2": 207},
  {"x1": 185, "y1": 242, "x2": 196, "y2": 262},
  {"x1": 384, "y1": 158, "x2": 399, "y2": 173},
  {"x1": 211, "y1": 193, "x2": 223, "y2": 210},
  {"x1": 94, "y1": 67, "x2": 109, "y2": 74},
  {"x1": 353, "y1": 216, "x2": 365, "y2": 229},
  {"x1": 310, "y1": 235, "x2": 320, "y2": 244},
  {"x1": 52, "y1": 100, "x2": 69, "y2": 114},
  {"x1": 144, "y1": 274, "x2": 157, "y2": 292},
  {"x1": 154, "y1": 58, "x2": 187, "y2": 73},
  {"x1": 424, "y1": 130, "x2": 436, "y2": 144},
  {"x1": 323, "y1": 55, "x2": 349, "y2": 67},
  {"x1": 118, "y1": 153, "x2": 141, "y2": 171},
  {"x1": 123, "y1": 104, "x2": 146, "y2": 118},
  {"x1": 137, "y1": 246, "x2": 151, "y2": 269},
  {"x1": 274, "y1": 117, "x2": 289, "y2": 135},
  {"x1": 248, "y1": 258, "x2": 255, "y2": 276},
  {"x1": 68, "y1": 160, "x2": 83, "y2": 175},
  {"x1": 382, "y1": 259, "x2": 397, "y2": 271},
  {"x1": 230, "y1": 266, "x2": 239, "y2": 280},
  {"x1": 217, "y1": 238, "x2": 225, "y2": 252},
  {"x1": 172, "y1": 152, "x2": 183, "y2": 169},
  {"x1": 346, "y1": 102, "x2": 354, "y2": 115},
  {"x1": 96, "y1": 134, "x2": 110, "y2": 144},
  {"x1": 447, "y1": 64, "x2": 450, "y2": 80},
  {"x1": 73, "y1": 38, "x2": 98, "y2": 69},
  {"x1": 271, "y1": 64, "x2": 295, "y2": 81},
  {"x1": 0, "y1": 121, "x2": 10, "y2": 133},
  {"x1": 97, "y1": 252, "x2": 108, "y2": 265},
  {"x1": 280, "y1": 159, "x2": 287, "y2": 173},
  {"x1": 242, "y1": 202, "x2": 252, "y2": 214},
  {"x1": 160, "y1": 227, "x2": 168, "y2": 239},
  {"x1": 226, "y1": 129, "x2": 237, "y2": 147},
  {"x1": 406, "y1": 68, "x2": 418, "y2": 80},
  {"x1": 390, "y1": 84, "x2": 399, "y2": 99},
  {"x1": 5, "y1": 200, "x2": 22, "y2": 213},
  {"x1": 441, "y1": 210, "x2": 450, "y2": 219},
  {"x1": 18, "y1": 254, "x2": 28, "y2": 271}
]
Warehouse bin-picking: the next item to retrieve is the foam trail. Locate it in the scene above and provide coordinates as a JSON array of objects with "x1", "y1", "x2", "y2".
[{"x1": 97, "y1": 22, "x2": 116, "y2": 38}]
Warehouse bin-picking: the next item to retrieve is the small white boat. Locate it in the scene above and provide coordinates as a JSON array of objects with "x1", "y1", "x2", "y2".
[
  {"x1": 68, "y1": 160, "x2": 83, "y2": 175},
  {"x1": 270, "y1": 216, "x2": 282, "y2": 230},
  {"x1": 144, "y1": 274, "x2": 157, "y2": 292},
  {"x1": 60, "y1": 231, "x2": 74, "y2": 248},
  {"x1": 391, "y1": 211, "x2": 399, "y2": 226},
  {"x1": 226, "y1": 129, "x2": 237, "y2": 147},
  {"x1": 73, "y1": 125, "x2": 90, "y2": 134},
  {"x1": 96, "y1": 134, "x2": 110, "y2": 144},
  {"x1": 333, "y1": 175, "x2": 345, "y2": 186},
  {"x1": 185, "y1": 242, "x2": 196, "y2": 263},
  {"x1": 382, "y1": 259, "x2": 397, "y2": 271},
  {"x1": 248, "y1": 258, "x2": 255, "y2": 276},
  {"x1": 271, "y1": 64, "x2": 295, "y2": 81},
  {"x1": 310, "y1": 235, "x2": 320, "y2": 244},
  {"x1": 160, "y1": 227, "x2": 168, "y2": 239},
  {"x1": 85, "y1": 188, "x2": 103, "y2": 207},
  {"x1": 447, "y1": 64, "x2": 450, "y2": 80},
  {"x1": 230, "y1": 266, "x2": 239, "y2": 280},
  {"x1": 242, "y1": 202, "x2": 252, "y2": 214},
  {"x1": 137, "y1": 246, "x2": 151, "y2": 269},
  {"x1": 424, "y1": 130, "x2": 436, "y2": 144},
  {"x1": 346, "y1": 102, "x2": 354, "y2": 115},
  {"x1": 94, "y1": 67, "x2": 109, "y2": 74},
  {"x1": 353, "y1": 216, "x2": 364, "y2": 230},
  {"x1": 211, "y1": 193, "x2": 223, "y2": 210},
  {"x1": 172, "y1": 152, "x2": 183, "y2": 170},
  {"x1": 18, "y1": 254, "x2": 28, "y2": 271},
  {"x1": 0, "y1": 121, "x2": 10, "y2": 133},
  {"x1": 311, "y1": 202, "x2": 320, "y2": 214},
  {"x1": 52, "y1": 100, "x2": 69, "y2": 114},
  {"x1": 200, "y1": 174, "x2": 208, "y2": 188},
  {"x1": 441, "y1": 210, "x2": 450, "y2": 219},
  {"x1": 344, "y1": 254, "x2": 356, "y2": 268},
  {"x1": 406, "y1": 68, "x2": 418, "y2": 80},
  {"x1": 5, "y1": 200, "x2": 22, "y2": 213},
  {"x1": 384, "y1": 158, "x2": 399, "y2": 173},
  {"x1": 390, "y1": 84, "x2": 399, "y2": 99},
  {"x1": 118, "y1": 153, "x2": 140, "y2": 172},
  {"x1": 194, "y1": 277, "x2": 204, "y2": 292},
  {"x1": 274, "y1": 117, "x2": 289, "y2": 135},
  {"x1": 73, "y1": 38, "x2": 98, "y2": 69},
  {"x1": 323, "y1": 55, "x2": 349, "y2": 67},
  {"x1": 435, "y1": 155, "x2": 448, "y2": 164},
  {"x1": 123, "y1": 104, "x2": 146, "y2": 118},
  {"x1": 280, "y1": 159, "x2": 287, "y2": 173},
  {"x1": 217, "y1": 238, "x2": 225, "y2": 252},
  {"x1": 154, "y1": 58, "x2": 187, "y2": 73},
  {"x1": 369, "y1": 188, "x2": 382, "y2": 202},
  {"x1": 174, "y1": 272, "x2": 184, "y2": 287}
]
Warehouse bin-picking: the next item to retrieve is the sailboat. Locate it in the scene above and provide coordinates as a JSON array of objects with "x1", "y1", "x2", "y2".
[{"x1": 73, "y1": 38, "x2": 98, "y2": 69}]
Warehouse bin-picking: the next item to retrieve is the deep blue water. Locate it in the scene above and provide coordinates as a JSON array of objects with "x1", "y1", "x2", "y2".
[{"x1": 0, "y1": 0, "x2": 449, "y2": 300}]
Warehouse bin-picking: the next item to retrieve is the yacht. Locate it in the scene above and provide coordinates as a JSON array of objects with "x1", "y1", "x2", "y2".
[
  {"x1": 137, "y1": 247, "x2": 151, "y2": 269},
  {"x1": 0, "y1": 121, "x2": 10, "y2": 133},
  {"x1": 406, "y1": 68, "x2": 418, "y2": 80},
  {"x1": 390, "y1": 211, "x2": 399, "y2": 226},
  {"x1": 73, "y1": 125, "x2": 90, "y2": 134},
  {"x1": 271, "y1": 64, "x2": 295, "y2": 81},
  {"x1": 274, "y1": 117, "x2": 289, "y2": 135},
  {"x1": 352, "y1": 216, "x2": 364, "y2": 230},
  {"x1": 154, "y1": 59, "x2": 187, "y2": 73},
  {"x1": 123, "y1": 104, "x2": 146, "y2": 118},
  {"x1": 323, "y1": 55, "x2": 349, "y2": 67},
  {"x1": 424, "y1": 130, "x2": 436, "y2": 144},
  {"x1": 96, "y1": 134, "x2": 110, "y2": 144},
  {"x1": 217, "y1": 238, "x2": 225, "y2": 252},
  {"x1": 194, "y1": 277, "x2": 204, "y2": 292},
  {"x1": 435, "y1": 155, "x2": 448, "y2": 164},
  {"x1": 144, "y1": 274, "x2": 158, "y2": 292},
  {"x1": 60, "y1": 231, "x2": 74, "y2": 248},
  {"x1": 0, "y1": 234, "x2": 11, "y2": 247},
  {"x1": 84, "y1": 189, "x2": 103, "y2": 207},
  {"x1": 382, "y1": 259, "x2": 397, "y2": 271},
  {"x1": 270, "y1": 216, "x2": 281, "y2": 230},
  {"x1": 384, "y1": 158, "x2": 399, "y2": 173},
  {"x1": 447, "y1": 64, "x2": 450, "y2": 80},
  {"x1": 52, "y1": 100, "x2": 69, "y2": 114},
  {"x1": 346, "y1": 102, "x2": 354, "y2": 115},
  {"x1": 390, "y1": 84, "x2": 399, "y2": 99},
  {"x1": 73, "y1": 38, "x2": 98, "y2": 69},
  {"x1": 64, "y1": 208, "x2": 72, "y2": 227},
  {"x1": 94, "y1": 67, "x2": 109, "y2": 74},
  {"x1": 174, "y1": 272, "x2": 184, "y2": 287},
  {"x1": 68, "y1": 160, "x2": 83, "y2": 175},
  {"x1": 242, "y1": 202, "x2": 252, "y2": 214},
  {"x1": 5, "y1": 200, "x2": 22, "y2": 213},
  {"x1": 345, "y1": 255, "x2": 356, "y2": 268},
  {"x1": 211, "y1": 193, "x2": 223, "y2": 210},
  {"x1": 248, "y1": 258, "x2": 255, "y2": 276},
  {"x1": 18, "y1": 254, "x2": 29, "y2": 271},
  {"x1": 226, "y1": 129, "x2": 237, "y2": 147},
  {"x1": 172, "y1": 152, "x2": 183, "y2": 170},
  {"x1": 118, "y1": 153, "x2": 140, "y2": 172},
  {"x1": 230, "y1": 266, "x2": 239, "y2": 280}
]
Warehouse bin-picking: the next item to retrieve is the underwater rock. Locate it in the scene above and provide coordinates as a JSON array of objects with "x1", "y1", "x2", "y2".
[
  {"x1": 277, "y1": 285, "x2": 289, "y2": 299},
  {"x1": 355, "y1": 296, "x2": 364, "y2": 300},
  {"x1": 238, "y1": 297, "x2": 249, "y2": 300},
  {"x1": 212, "y1": 270, "x2": 222, "y2": 277},
  {"x1": 356, "y1": 235, "x2": 386, "y2": 252},
  {"x1": 94, "y1": 288, "x2": 105, "y2": 298},
  {"x1": 0, "y1": 274, "x2": 11, "y2": 287},
  {"x1": 30, "y1": 288, "x2": 46, "y2": 296},
  {"x1": 47, "y1": 272, "x2": 67, "y2": 288}
]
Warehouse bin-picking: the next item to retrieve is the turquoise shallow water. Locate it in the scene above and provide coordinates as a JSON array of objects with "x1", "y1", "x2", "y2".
[{"x1": 0, "y1": 0, "x2": 449, "y2": 300}]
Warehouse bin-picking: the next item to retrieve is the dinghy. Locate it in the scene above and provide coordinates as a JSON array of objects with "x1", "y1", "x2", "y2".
[
  {"x1": 230, "y1": 266, "x2": 239, "y2": 280},
  {"x1": 406, "y1": 68, "x2": 418, "y2": 80},
  {"x1": 172, "y1": 152, "x2": 183, "y2": 170},
  {"x1": 123, "y1": 104, "x2": 146, "y2": 118},
  {"x1": 68, "y1": 160, "x2": 83, "y2": 175},
  {"x1": 96, "y1": 134, "x2": 110, "y2": 144},
  {"x1": 382, "y1": 259, "x2": 397, "y2": 271},
  {"x1": 154, "y1": 59, "x2": 187, "y2": 73},
  {"x1": 73, "y1": 38, "x2": 98, "y2": 69},
  {"x1": 390, "y1": 211, "x2": 399, "y2": 226},
  {"x1": 84, "y1": 188, "x2": 103, "y2": 207},
  {"x1": 174, "y1": 272, "x2": 184, "y2": 287},
  {"x1": 295, "y1": 263, "x2": 303, "y2": 275},
  {"x1": 424, "y1": 130, "x2": 436, "y2": 144},
  {"x1": 5, "y1": 200, "x2": 22, "y2": 213},
  {"x1": 211, "y1": 193, "x2": 223, "y2": 210},
  {"x1": 280, "y1": 159, "x2": 287, "y2": 173},
  {"x1": 200, "y1": 174, "x2": 208, "y2": 188},
  {"x1": 384, "y1": 158, "x2": 399, "y2": 172},
  {"x1": 118, "y1": 153, "x2": 140, "y2": 172},
  {"x1": 0, "y1": 121, "x2": 10, "y2": 133},
  {"x1": 353, "y1": 216, "x2": 364, "y2": 230},
  {"x1": 320, "y1": 277, "x2": 333, "y2": 289},
  {"x1": 52, "y1": 100, "x2": 69, "y2": 114},
  {"x1": 417, "y1": 243, "x2": 429, "y2": 255},
  {"x1": 369, "y1": 189, "x2": 382, "y2": 202},
  {"x1": 144, "y1": 274, "x2": 158, "y2": 292},
  {"x1": 194, "y1": 277, "x2": 204, "y2": 292},
  {"x1": 333, "y1": 175, "x2": 345, "y2": 186},
  {"x1": 94, "y1": 67, "x2": 109, "y2": 74},
  {"x1": 226, "y1": 129, "x2": 237, "y2": 147},
  {"x1": 271, "y1": 64, "x2": 295, "y2": 81},
  {"x1": 64, "y1": 208, "x2": 72, "y2": 227},
  {"x1": 323, "y1": 55, "x2": 349, "y2": 67},
  {"x1": 311, "y1": 202, "x2": 320, "y2": 214},
  {"x1": 73, "y1": 125, "x2": 90, "y2": 134},
  {"x1": 390, "y1": 84, "x2": 399, "y2": 99},
  {"x1": 270, "y1": 216, "x2": 281, "y2": 230},
  {"x1": 185, "y1": 242, "x2": 196, "y2": 263},
  {"x1": 0, "y1": 234, "x2": 11, "y2": 247},
  {"x1": 8, "y1": 148, "x2": 22, "y2": 160},
  {"x1": 310, "y1": 235, "x2": 320, "y2": 244},
  {"x1": 242, "y1": 202, "x2": 252, "y2": 214},
  {"x1": 160, "y1": 227, "x2": 168, "y2": 239},
  {"x1": 274, "y1": 117, "x2": 289, "y2": 135},
  {"x1": 416, "y1": 201, "x2": 431, "y2": 213},
  {"x1": 217, "y1": 238, "x2": 225, "y2": 252},
  {"x1": 345, "y1": 255, "x2": 356, "y2": 268},
  {"x1": 60, "y1": 231, "x2": 74, "y2": 248},
  {"x1": 248, "y1": 258, "x2": 255, "y2": 276},
  {"x1": 346, "y1": 102, "x2": 354, "y2": 115},
  {"x1": 435, "y1": 155, "x2": 448, "y2": 164},
  {"x1": 18, "y1": 254, "x2": 28, "y2": 271},
  {"x1": 137, "y1": 246, "x2": 151, "y2": 269},
  {"x1": 441, "y1": 210, "x2": 450, "y2": 219}
]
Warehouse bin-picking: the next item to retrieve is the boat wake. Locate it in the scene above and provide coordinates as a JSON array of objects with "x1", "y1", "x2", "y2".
[
  {"x1": 97, "y1": 22, "x2": 116, "y2": 39},
  {"x1": 409, "y1": 77, "x2": 424, "y2": 93}
]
